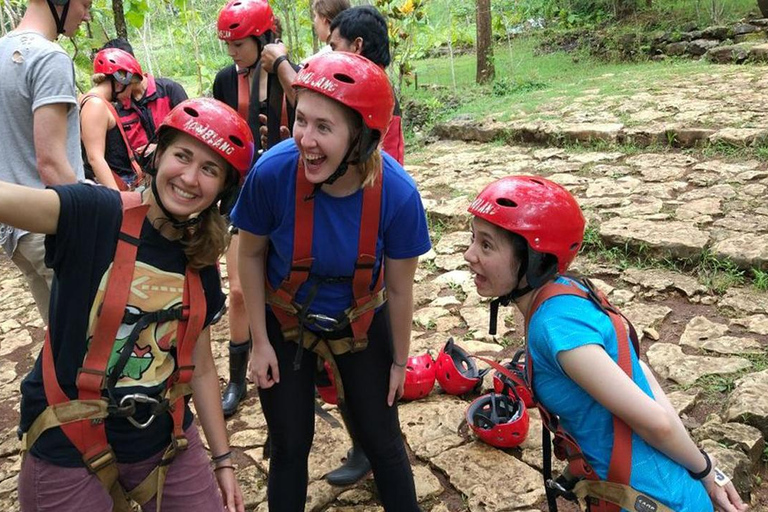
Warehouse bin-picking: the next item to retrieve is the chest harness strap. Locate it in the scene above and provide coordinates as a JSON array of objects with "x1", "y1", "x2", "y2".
[
  {"x1": 22, "y1": 191, "x2": 206, "y2": 511},
  {"x1": 265, "y1": 162, "x2": 386, "y2": 403},
  {"x1": 476, "y1": 277, "x2": 673, "y2": 512},
  {"x1": 80, "y1": 94, "x2": 145, "y2": 191}
]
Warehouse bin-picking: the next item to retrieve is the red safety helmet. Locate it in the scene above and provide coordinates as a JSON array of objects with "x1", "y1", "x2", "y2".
[
  {"x1": 93, "y1": 48, "x2": 143, "y2": 86},
  {"x1": 217, "y1": 0, "x2": 276, "y2": 41},
  {"x1": 468, "y1": 176, "x2": 585, "y2": 288},
  {"x1": 316, "y1": 361, "x2": 338, "y2": 405},
  {"x1": 492, "y1": 349, "x2": 534, "y2": 408},
  {"x1": 467, "y1": 392, "x2": 529, "y2": 448},
  {"x1": 435, "y1": 338, "x2": 488, "y2": 396},
  {"x1": 402, "y1": 353, "x2": 436, "y2": 401},
  {"x1": 293, "y1": 52, "x2": 394, "y2": 136},
  {"x1": 157, "y1": 98, "x2": 255, "y2": 181}
]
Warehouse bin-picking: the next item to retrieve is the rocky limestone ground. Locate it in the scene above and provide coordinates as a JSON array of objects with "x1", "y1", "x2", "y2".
[{"x1": 1, "y1": 64, "x2": 768, "y2": 510}]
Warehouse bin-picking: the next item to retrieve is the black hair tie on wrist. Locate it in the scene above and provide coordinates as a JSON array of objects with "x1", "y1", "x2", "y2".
[
  {"x1": 273, "y1": 55, "x2": 289, "y2": 73},
  {"x1": 688, "y1": 449, "x2": 712, "y2": 480}
]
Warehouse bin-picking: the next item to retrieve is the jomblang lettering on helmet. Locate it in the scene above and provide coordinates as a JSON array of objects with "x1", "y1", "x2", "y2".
[
  {"x1": 182, "y1": 119, "x2": 235, "y2": 155},
  {"x1": 218, "y1": 30, "x2": 232, "y2": 39},
  {"x1": 468, "y1": 197, "x2": 495, "y2": 216},
  {"x1": 295, "y1": 72, "x2": 339, "y2": 93}
]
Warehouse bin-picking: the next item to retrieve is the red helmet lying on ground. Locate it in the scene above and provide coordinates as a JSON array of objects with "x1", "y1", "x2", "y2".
[
  {"x1": 466, "y1": 391, "x2": 530, "y2": 448},
  {"x1": 401, "y1": 353, "x2": 436, "y2": 401},
  {"x1": 435, "y1": 338, "x2": 488, "y2": 396}
]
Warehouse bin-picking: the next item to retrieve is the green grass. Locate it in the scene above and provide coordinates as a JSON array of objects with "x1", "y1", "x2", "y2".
[
  {"x1": 753, "y1": 269, "x2": 768, "y2": 291},
  {"x1": 402, "y1": 36, "x2": 713, "y2": 128}
]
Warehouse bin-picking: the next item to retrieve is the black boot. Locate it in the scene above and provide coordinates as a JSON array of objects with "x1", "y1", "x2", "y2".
[
  {"x1": 221, "y1": 340, "x2": 250, "y2": 418},
  {"x1": 325, "y1": 404, "x2": 371, "y2": 486},
  {"x1": 325, "y1": 443, "x2": 372, "y2": 486}
]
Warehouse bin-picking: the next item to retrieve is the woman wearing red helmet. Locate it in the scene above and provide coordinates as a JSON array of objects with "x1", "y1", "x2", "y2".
[
  {"x1": 465, "y1": 176, "x2": 746, "y2": 512},
  {"x1": 80, "y1": 48, "x2": 144, "y2": 191},
  {"x1": 213, "y1": 0, "x2": 283, "y2": 418},
  {"x1": 232, "y1": 52, "x2": 430, "y2": 511},
  {"x1": 3, "y1": 98, "x2": 253, "y2": 512}
]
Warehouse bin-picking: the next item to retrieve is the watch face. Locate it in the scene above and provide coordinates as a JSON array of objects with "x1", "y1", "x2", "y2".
[{"x1": 713, "y1": 467, "x2": 731, "y2": 487}]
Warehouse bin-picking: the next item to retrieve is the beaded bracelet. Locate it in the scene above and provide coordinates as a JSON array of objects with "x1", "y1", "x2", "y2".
[{"x1": 211, "y1": 451, "x2": 232, "y2": 464}]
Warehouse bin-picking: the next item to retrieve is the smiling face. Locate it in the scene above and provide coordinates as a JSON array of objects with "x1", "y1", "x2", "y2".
[
  {"x1": 153, "y1": 132, "x2": 229, "y2": 220},
  {"x1": 464, "y1": 217, "x2": 521, "y2": 298},
  {"x1": 226, "y1": 37, "x2": 261, "y2": 69},
  {"x1": 293, "y1": 91, "x2": 355, "y2": 184}
]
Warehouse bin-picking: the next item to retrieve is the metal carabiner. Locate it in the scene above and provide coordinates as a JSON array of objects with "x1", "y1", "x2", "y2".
[
  {"x1": 305, "y1": 313, "x2": 341, "y2": 332},
  {"x1": 119, "y1": 393, "x2": 160, "y2": 429}
]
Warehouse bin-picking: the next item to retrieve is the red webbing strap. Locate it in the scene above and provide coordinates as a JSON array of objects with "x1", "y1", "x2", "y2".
[
  {"x1": 80, "y1": 94, "x2": 143, "y2": 188},
  {"x1": 166, "y1": 269, "x2": 206, "y2": 438},
  {"x1": 350, "y1": 172, "x2": 383, "y2": 343},
  {"x1": 43, "y1": 192, "x2": 146, "y2": 458},
  {"x1": 237, "y1": 71, "x2": 250, "y2": 121},
  {"x1": 268, "y1": 161, "x2": 315, "y2": 329},
  {"x1": 524, "y1": 280, "x2": 634, "y2": 512}
]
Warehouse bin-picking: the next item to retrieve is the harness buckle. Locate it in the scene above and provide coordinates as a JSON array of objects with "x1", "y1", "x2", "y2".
[{"x1": 84, "y1": 447, "x2": 117, "y2": 475}]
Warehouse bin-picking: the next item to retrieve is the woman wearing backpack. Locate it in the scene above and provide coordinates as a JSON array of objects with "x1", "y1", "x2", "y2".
[
  {"x1": 80, "y1": 48, "x2": 144, "y2": 190},
  {"x1": 232, "y1": 52, "x2": 430, "y2": 511},
  {"x1": 8, "y1": 98, "x2": 253, "y2": 512},
  {"x1": 464, "y1": 175, "x2": 747, "y2": 512}
]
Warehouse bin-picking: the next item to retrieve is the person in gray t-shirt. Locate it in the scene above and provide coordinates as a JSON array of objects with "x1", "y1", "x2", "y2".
[{"x1": 0, "y1": 0, "x2": 92, "y2": 323}]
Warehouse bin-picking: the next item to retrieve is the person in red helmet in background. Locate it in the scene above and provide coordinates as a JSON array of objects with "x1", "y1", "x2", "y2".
[
  {"x1": 80, "y1": 48, "x2": 145, "y2": 190},
  {"x1": 464, "y1": 176, "x2": 747, "y2": 512},
  {"x1": 99, "y1": 38, "x2": 188, "y2": 159},
  {"x1": 232, "y1": 52, "x2": 430, "y2": 511},
  {"x1": 213, "y1": 0, "x2": 293, "y2": 418},
  {"x1": 9, "y1": 98, "x2": 252, "y2": 512}
]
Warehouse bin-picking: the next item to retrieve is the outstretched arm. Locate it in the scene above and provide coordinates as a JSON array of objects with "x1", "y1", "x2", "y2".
[
  {"x1": 559, "y1": 345, "x2": 747, "y2": 511},
  {"x1": 0, "y1": 183, "x2": 60, "y2": 234},
  {"x1": 383, "y1": 256, "x2": 419, "y2": 406},
  {"x1": 191, "y1": 327, "x2": 244, "y2": 512}
]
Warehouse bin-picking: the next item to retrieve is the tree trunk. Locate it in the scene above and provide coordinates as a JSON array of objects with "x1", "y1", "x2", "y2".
[
  {"x1": 475, "y1": 0, "x2": 494, "y2": 84},
  {"x1": 112, "y1": 0, "x2": 128, "y2": 40}
]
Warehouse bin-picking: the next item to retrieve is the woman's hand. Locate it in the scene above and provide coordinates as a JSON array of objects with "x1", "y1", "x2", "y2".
[
  {"x1": 214, "y1": 466, "x2": 245, "y2": 512},
  {"x1": 703, "y1": 458, "x2": 748, "y2": 512},
  {"x1": 249, "y1": 340, "x2": 280, "y2": 389},
  {"x1": 387, "y1": 363, "x2": 406, "y2": 406}
]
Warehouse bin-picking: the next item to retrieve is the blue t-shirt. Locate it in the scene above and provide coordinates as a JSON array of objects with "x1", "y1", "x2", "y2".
[
  {"x1": 231, "y1": 139, "x2": 431, "y2": 320},
  {"x1": 527, "y1": 277, "x2": 711, "y2": 512}
]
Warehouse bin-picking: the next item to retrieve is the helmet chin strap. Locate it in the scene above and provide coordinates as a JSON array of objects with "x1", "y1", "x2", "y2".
[
  {"x1": 46, "y1": 0, "x2": 69, "y2": 35},
  {"x1": 150, "y1": 178, "x2": 202, "y2": 230}
]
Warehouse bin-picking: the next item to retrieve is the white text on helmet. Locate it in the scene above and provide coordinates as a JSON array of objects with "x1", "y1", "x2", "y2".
[
  {"x1": 469, "y1": 197, "x2": 496, "y2": 216},
  {"x1": 218, "y1": 30, "x2": 231, "y2": 39},
  {"x1": 183, "y1": 119, "x2": 235, "y2": 156},
  {"x1": 296, "y1": 72, "x2": 338, "y2": 93}
]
